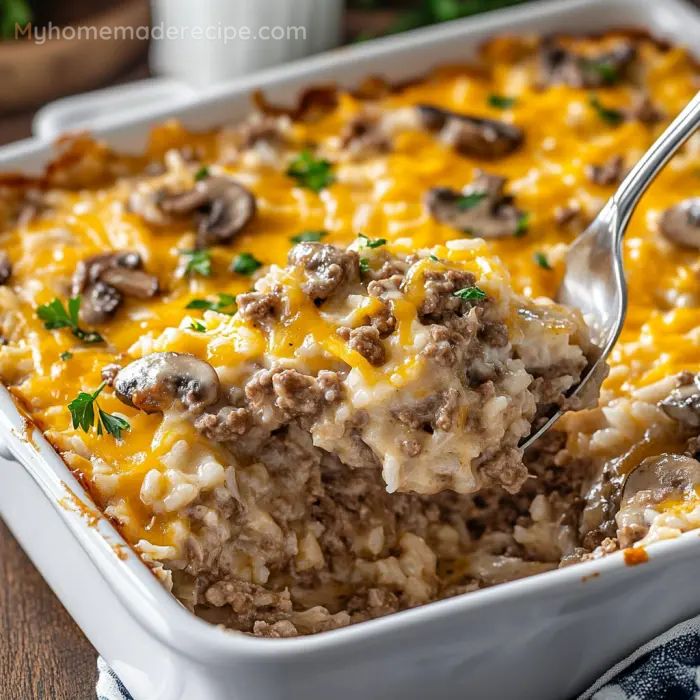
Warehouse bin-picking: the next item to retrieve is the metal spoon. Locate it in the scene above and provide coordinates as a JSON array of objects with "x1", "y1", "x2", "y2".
[{"x1": 521, "y1": 90, "x2": 700, "y2": 449}]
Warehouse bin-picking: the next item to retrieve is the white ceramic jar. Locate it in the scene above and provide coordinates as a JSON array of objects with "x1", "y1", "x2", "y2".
[{"x1": 149, "y1": 0, "x2": 344, "y2": 86}]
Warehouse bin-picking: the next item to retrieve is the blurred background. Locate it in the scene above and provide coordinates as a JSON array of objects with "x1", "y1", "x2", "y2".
[{"x1": 0, "y1": 0, "x2": 535, "y2": 142}]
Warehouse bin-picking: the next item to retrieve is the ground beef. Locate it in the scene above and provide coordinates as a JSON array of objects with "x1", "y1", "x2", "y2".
[
  {"x1": 195, "y1": 405, "x2": 252, "y2": 441},
  {"x1": 367, "y1": 274, "x2": 404, "y2": 300},
  {"x1": 475, "y1": 447, "x2": 529, "y2": 494},
  {"x1": 394, "y1": 389, "x2": 459, "y2": 433},
  {"x1": 337, "y1": 325, "x2": 386, "y2": 366},
  {"x1": 288, "y1": 242, "x2": 359, "y2": 301},
  {"x1": 418, "y1": 269, "x2": 479, "y2": 323},
  {"x1": 366, "y1": 301, "x2": 396, "y2": 337},
  {"x1": 478, "y1": 321, "x2": 509, "y2": 348},
  {"x1": 245, "y1": 367, "x2": 342, "y2": 418},
  {"x1": 236, "y1": 289, "x2": 282, "y2": 327}
]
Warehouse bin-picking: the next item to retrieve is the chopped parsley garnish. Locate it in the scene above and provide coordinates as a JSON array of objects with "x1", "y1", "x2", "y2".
[
  {"x1": 286, "y1": 150, "x2": 335, "y2": 192},
  {"x1": 358, "y1": 233, "x2": 387, "y2": 249},
  {"x1": 37, "y1": 297, "x2": 103, "y2": 344},
  {"x1": 488, "y1": 94, "x2": 517, "y2": 109},
  {"x1": 457, "y1": 192, "x2": 487, "y2": 210},
  {"x1": 181, "y1": 248, "x2": 212, "y2": 277},
  {"x1": 290, "y1": 230, "x2": 328, "y2": 244},
  {"x1": 429, "y1": 254, "x2": 440, "y2": 262},
  {"x1": 359, "y1": 258, "x2": 371, "y2": 274},
  {"x1": 189, "y1": 320, "x2": 206, "y2": 332},
  {"x1": 581, "y1": 58, "x2": 619, "y2": 85},
  {"x1": 194, "y1": 165, "x2": 210, "y2": 181},
  {"x1": 59, "y1": 351, "x2": 73, "y2": 361},
  {"x1": 514, "y1": 212, "x2": 530, "y2": 238},
  {"x1": 533, "y1": 251, "x2": 552, "y2": 270},
  {"x1": 588, "y1": 95, "x2": 624, "y2": 126},
  {"x1": 68, "y1": 383, "x2": 130, "y2": 439},
  {"x1": 453, "y1": 286, "x2": 487, "y2": 301},
  {"x1": 186, "y1": 292, "x2": 237, "y2": 314},
  {"x1": 231, "y1": 252, "x2": 262, "y2": 275}
]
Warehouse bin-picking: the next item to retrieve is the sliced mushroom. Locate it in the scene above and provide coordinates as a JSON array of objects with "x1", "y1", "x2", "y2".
[
  {"x1": 660, "y1": 373, "x2": 700, "y2": 429},
  {"x1": 99, "y1": 267, "x2": 160, "y2": 299},
  {"x1": 585, "y1": 155, "x2": 624, "y2": 187},
  {"x1": 114, "y1": 352, "x2": 220, "y2": 414},
  {"x1": 659, "y1": 198, "x2": 700, "y2": 249},
  {"x1": 425, "y1": 171, "x2": 522, "y2": 238},
  {"x1": 539, "y1": 40, "x2": 636, "y2": 88},
  {"x1": 340, "y1": 112, "x2": 391, "y2": 160},
  {"x1": 80, "y1": 281, "x2": 123, "y2": 325},
  {"x1": 417, "y1": 105, "x2": 523, "y2": 159},
  {"x1": 72, "y1": 251, "x2": 159, "y2": 324},
  {"x1": 625, "y1": 93, "x2": 663, "y2": 125},
  {"x1": 158, "y1": 176, "x2": 256, "y2": 247},
  {"x1": 621, "y1": 453, "x2": 700, "y2": 506},
  {"x1": 0, "y1": 252, "x2": 12, "y2": 285},
  {"x1": 238, "y1": 113, "x2": 288, "y2": 150},
  {"x1": 72, "y1": 251, "x2": 143, "y2": 295}
]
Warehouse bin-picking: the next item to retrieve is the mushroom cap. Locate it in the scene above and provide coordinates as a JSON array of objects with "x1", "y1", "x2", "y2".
[
  {"x1": 621, "y1": 453, "x2": 700, "y2": 506},
  {"x1": 539, "y1": 40, "x2": 636, "y2": 88},
  {"x1": 417, "y1": 104, "x2": 523, "y2": 159},
  {"x1": 158, "y1": 176, "x2": 257, "y2": 247},
  {"x1": 100, "y1": 267, "x2": 159, "y2": 299},
  {"x1": 660, "y1": 373, "x2": 700, "y2": 428},
  {"x1": 198, "y1": 178, "x2": 257, "y2": 246},
  {"x1": 659, "y1": 197, "x2": 700, "y2": 249},
  {"x1": 114, "y1": 352, "x2": 220, "y2": 414},
  {"x1": 80, "y1": 282, "x2": 122, "y2": 325},
  {"x1": 0, "y1": 251, "x2": 12, "y2": 286},
  {"x1": 425, "y1": 172, "x2": 521, "y2": 238},
  {"x1": 72, "y1": 251, "x2": 142, "y2": 296}
]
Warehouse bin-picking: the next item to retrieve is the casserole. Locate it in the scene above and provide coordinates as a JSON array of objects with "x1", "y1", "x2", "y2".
[{"x1": 1, "y1": 0, "x2": 700, "y2": 697}]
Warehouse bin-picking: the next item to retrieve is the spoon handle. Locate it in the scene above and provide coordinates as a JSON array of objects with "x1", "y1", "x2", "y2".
[{"x1": 614, "y1": 90, "x2": 700, "y2": 234}]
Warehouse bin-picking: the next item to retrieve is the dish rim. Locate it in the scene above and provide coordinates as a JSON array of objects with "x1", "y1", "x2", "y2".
[{"x1": 1, "y1": 0, "x2": 700, "y2": 662}]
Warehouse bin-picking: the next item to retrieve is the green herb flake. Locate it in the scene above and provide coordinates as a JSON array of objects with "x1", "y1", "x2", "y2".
[
  {"x1": 488, "y1": 94, "x2": 517, "y2": 109},
  {"x1": 37, "y1": 296, "x2": 103, "y2": 344},
  {"x1": 189, "y1": 320, "x2": 206, "y2": 333},
  {"x1": 453, "y1": 286, "x2": 487, "y2": 301},
  {"x1": 581, "y1": 58, "x2": 619, "y2": 85},
  {"x1": 59, "y1": 351, "x2": 73, "y2": 361},
  {"x1": 181, "y1": 248, "x2": 213, "y2": 277},
  {"x1": 533, "y1": 251, "x2": 552, "y2": 270},
  {"x1": 429, "y1": 255, "x2": 440, "y2": 262},
  {"x1": 358, "y1": 233, "x2": 387, "y2": 249},
  {"x1": 194, "y1": 165, "x2": 210, "y2": 181},
  {"x1": 359, "y1": 258, "x2": 371, "y2": 275},
  {"x1": 68, "y1": 382, "x2": 130, "y2": 439},
  {"x1": 232, "y1": 252, "x2": 262, "y2": 276},
  {"x1": 185, "y1": 292, "x2": 237, "y2": 315},
  {"x1": 514, "y1": 212, "x2": 530, "y2": 238},
  {"x1": 290, "y1": 230, "x2": 328, "y2": 244},
  {"x1": 456, "y1": 192, "x2": 487, "y2": 210},
  {"x1": 286, "y1": 150, "x2": 335, "y2": 192},
  {"x1": 588, "y1": 95, "x2": 624, "y2": 126}
]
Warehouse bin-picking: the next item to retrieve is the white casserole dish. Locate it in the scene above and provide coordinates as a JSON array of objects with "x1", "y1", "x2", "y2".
[{"x1": 1, "y1": 1, "x2": 700, "y2": 698}]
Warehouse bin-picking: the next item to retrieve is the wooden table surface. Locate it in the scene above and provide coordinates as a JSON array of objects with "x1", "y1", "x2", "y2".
[{"x1": 2, "y1": 5, "x2": 700, "y2": 698}]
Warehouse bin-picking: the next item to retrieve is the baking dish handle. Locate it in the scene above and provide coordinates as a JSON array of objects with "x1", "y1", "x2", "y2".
[{"x1": 32, "y1": 78, "x2": 197, "y2": 142}]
